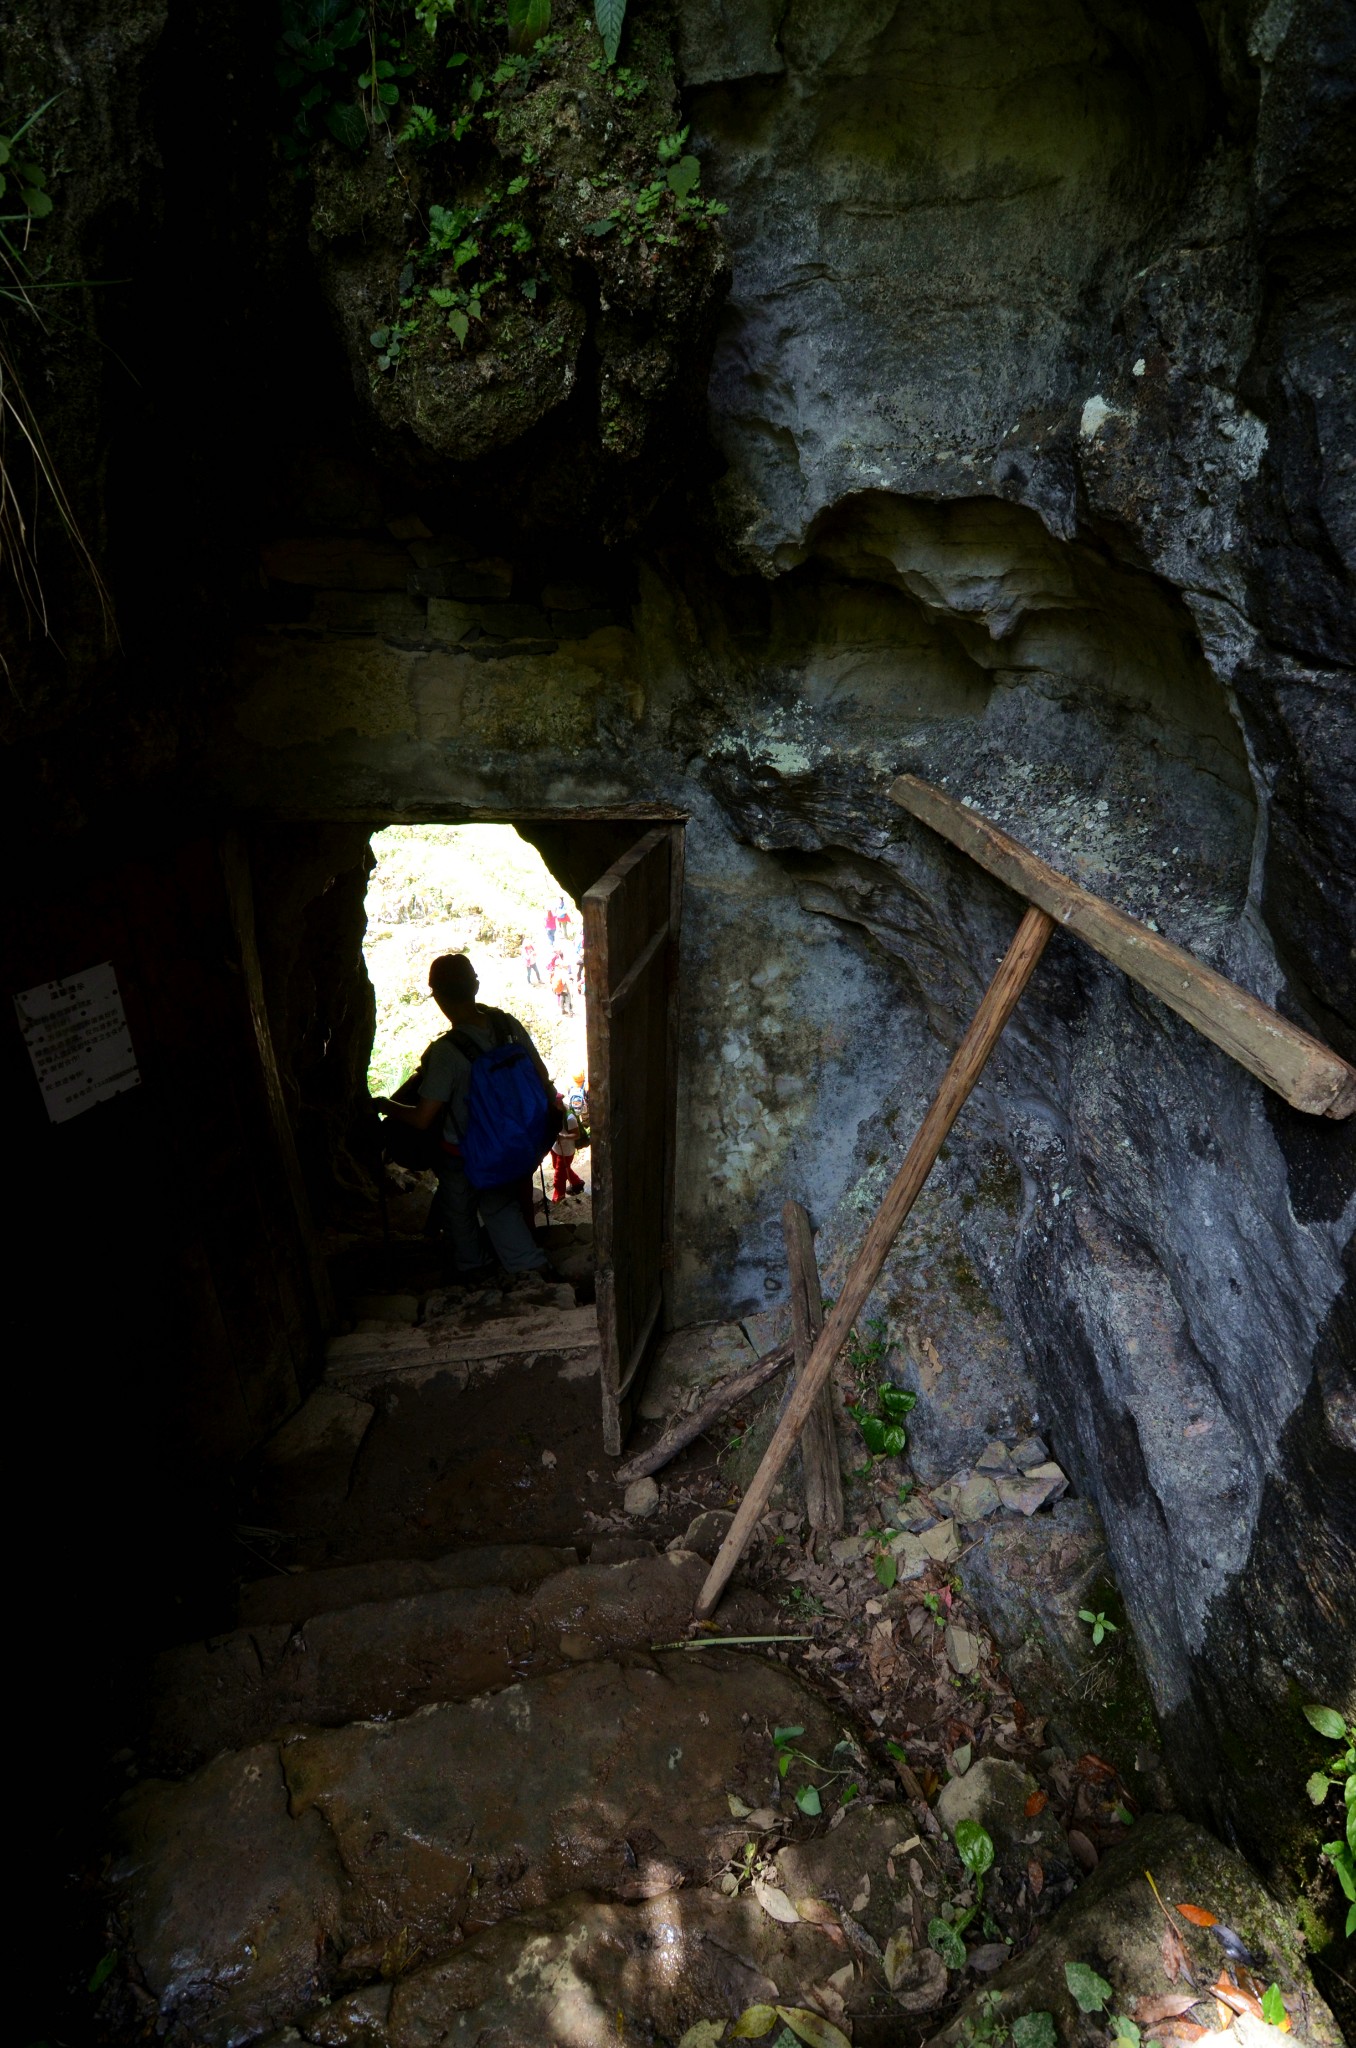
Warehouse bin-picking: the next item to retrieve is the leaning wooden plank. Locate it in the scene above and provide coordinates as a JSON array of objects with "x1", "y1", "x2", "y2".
[
  {"x1": 695, "y1": 906, "x2": 1054, "y2": 1619},
  {"x1": 615, "y1": 1341, "x2": 794, "y2": 1484},
  {"x1": 890, "y1": 774, "x2": 1356, "y2": 1120},
  {"x1": 783, "y1": 1200, "x2": 844, "y2": 1534}
]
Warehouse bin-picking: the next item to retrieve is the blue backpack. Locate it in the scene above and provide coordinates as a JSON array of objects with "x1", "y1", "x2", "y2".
[{"x1": 449, "y1": 1011, "x2": 557, "y2": 1189}]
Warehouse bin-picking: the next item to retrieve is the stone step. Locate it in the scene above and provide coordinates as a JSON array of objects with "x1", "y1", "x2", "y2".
[
  {"x1": 117, "y1": 1651, "x2": 841, "y2": 2048},
  {"x1": 237, "y1": 1540, "x2": 577, "y2": 1627},
  {"x1": 325, "y1": 1301, "x2": 599, "y2": 1390},
  {"x1": 146, "y1": 1549, "x2": 776, "y2": 1771}
]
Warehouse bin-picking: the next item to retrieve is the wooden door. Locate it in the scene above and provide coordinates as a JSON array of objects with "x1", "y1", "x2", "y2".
[{"x1": 583, "y1": 824, "x2": 683, "y2": 1455}]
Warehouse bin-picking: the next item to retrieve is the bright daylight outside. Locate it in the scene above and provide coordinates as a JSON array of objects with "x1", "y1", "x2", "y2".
[{"x1": 363, "y1": 823, "x2": 591, "y2": 1208}]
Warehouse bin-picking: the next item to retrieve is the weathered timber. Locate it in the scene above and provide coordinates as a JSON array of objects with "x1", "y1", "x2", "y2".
[
  {"x1": 783, "y1": 1201, "x2": 844, "y2": 1533},
  {"x1": 695, "y1": 907, "x2": 1054, "y2": 1618},
  {"x1": 615, "y1": 1341, "x2": 794, "y2": 1484},
  {"x1": 890, "y1": 773, "x2": 1356, "y2": 1119}
]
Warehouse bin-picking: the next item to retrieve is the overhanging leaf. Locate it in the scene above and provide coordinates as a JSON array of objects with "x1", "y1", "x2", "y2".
[
  {"x1": 594, "y1": 0, "x2": 627, "y2": 64},
  {"x1": 795, "y1": 1783, "x2": 822, "y2": 1817},
  {"x1": 1303, "y1": 1705, "x2": 1346, "y2": 1741},
  {"x1": 506, "y1": 0, "x2": 551, "y2": 51},
  {"x1": 878, "y1": 1386, "x2": 916, "y2": 1419},
  {"x1": 1307, "y1": 1772, "x2": 1333, "y2": 1804}
]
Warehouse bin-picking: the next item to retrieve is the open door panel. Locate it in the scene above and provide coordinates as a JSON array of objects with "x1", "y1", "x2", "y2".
[{"x1": 583, "y1": 823, "x2": 682, "y2": 1456}]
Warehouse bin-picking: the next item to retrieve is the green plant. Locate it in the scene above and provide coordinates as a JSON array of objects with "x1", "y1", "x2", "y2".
[
  {"x1": 954, "y1": 1819, "x2": 994, "y2": 1904},
  {"x1": 1062, "y1": 1960, "x2": 1138, "y2": 2040},
  {"x1": 848, "y1": 1378, "x2": 915, "y2": 1459},
  {"x1": 1304, "y1": 1704, "x2": 1355, "y2": 1935},
  {"x1": 1079, "y1": 1607, "x2": 1117, "y2": 1647},
  {"x1": 594, "y1": 0, "x2": 627, "y2": 64}
]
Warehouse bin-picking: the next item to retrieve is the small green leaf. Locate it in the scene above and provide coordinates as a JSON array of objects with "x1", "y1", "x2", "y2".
[
  {"x1": 594, "y1": 0, "x2": 627, "y2": 64},
  {"x1": 1308, "y1": 1771, "x2": 1334, "y2": 1804},
  {"x1": 0, "y1": 138, "x2": 11, "y2": 166},
  {"x1": 1113, "y1": 1803, "x2": 1135, "y2": 1825},
  {"x1": 88, "y1": 1951, "x2": 117, "y2": 1993},
  {"x1": 584, "y1": 215, "x2": 616, "y2": 235},
  {"x1": 885, "y1": 1739, "x2": 907, "y2": 1762},
  {"x1": 954, "y1": 1819, "x2": 995, "y2": 1880},
  {"x1": 446, "y1": 309, "x2": 469, "y2": 343},
  {"x1": 1010, "y1": 2016, "x2": 1057, "y2": 2048},
  {"x1": 1064, "y1": 1961, "x2": 1112, "y2": 2013},
  {"x1": 666, "y1": 153, "x2": 701, "y2": 200},
  {"x1": 928, "y1": 1916, "x2": 966, "y2": 1971},
  {"x1": 369, "y1": 326, "x2": 390, "y2": 346},
  {"x1": 878, "y1": 1386, "x2": 917, "y2": 1419},
  {"x1": 875, "y1": 1551, "x2": 897, "y2": 1591},
  {"x1": 1111, "y1": 2021, "x2": 1141, "y2": 2048},
  {"x1": 795, "y1": 1784, "x2": 822, "y2": 1816},
  {"x1": 778, "y1": 1750, "x2": 791, "y2": 1778},
  {"x1": 325, "y1": 99, "x2": 367, "y2": 148},
  {"x1": 21, "y1": 186, "x2": 53, "y2": 216},
  {"x1": 1261, "y1": 1984, "x2": 1286, "y2": 2027},
  {"x1": 1304, "y1": 1705, "x2": 1347, "y2": 1741},
  {"x1": 773, "y1": 1725, "x2": 804, "y2": 1745},
  {"x1": 841, "y1": 1783, "x2": 858, "y2": 1804}
]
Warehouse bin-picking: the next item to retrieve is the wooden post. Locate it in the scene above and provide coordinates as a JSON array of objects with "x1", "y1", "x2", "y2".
[
  {"x1": 890, "y1": 774, "x2": 1356, "y2": 1119},
  {"x1": 783, "y1": 1200, "x2": 843, "y2": 1533},
  {"x1": 694, "y1": 906, "x2": 1054, "y2": 1619}
]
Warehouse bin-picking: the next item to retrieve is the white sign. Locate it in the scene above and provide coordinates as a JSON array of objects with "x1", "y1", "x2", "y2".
[{"x1": 14, "y1": 961, "x2": 141, "y2": 1125}]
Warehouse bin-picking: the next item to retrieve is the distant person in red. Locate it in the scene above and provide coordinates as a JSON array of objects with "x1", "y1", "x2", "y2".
[
  {"x1": 543, "y1": 904, "x2": 557, "y2": 943},
  {"x1": 554, "y1": 896, "x2": 573, "y2": 941},
  {"x1": 551, "y1": 1100, "x2": 586, "y2": 1202},
  {"x1": 522, "y1": 938, "x2": 542, "y2": 986}
]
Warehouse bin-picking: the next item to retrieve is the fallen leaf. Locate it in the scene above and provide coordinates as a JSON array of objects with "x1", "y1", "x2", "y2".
[
  {"x1": 1133, "y1": 1994, "x2": 1202, "y2": 2025},
  {"x1": 753, "y1": 1880, "x2": 802, "y2": 1925},
  {"x1": 1210, "y1": 1974, "x2": 1263, "y2": 2020},
  {"x1": 1025, "y1": 1789, "x2": 1048, "y2": 1817},
  {"x1": 889, "y1": 1948, "x2": 949, "y2": 2014},
  {"x1": 1146, "y1": 2024, "x2": 1208, "y2": 2045},
  {"x1": 968, "y1": 1943, "x2": 1010, "y2": 1972},
  {"x1": 826, "y1": 1965, "x2": 854, "y2": 1996},
  {"x1": 1161, "y1": 1924, "x2": 1192, "y2": 1984},
  {"x1": 1077, "y1": 1752, "x2": 1118, "y2": 1781},
  {"x1": 1027, "y1": 1859, "x2": 1044, "y2": 1896},
  {"x1": 678, "y1": 2025, "x2": 728, "y2": 2048},
  {"x1": 729, "y1": 2007, "x2": 778, "y2": 2039},
  {"x1": 883, "y1": 1927, "x2": 914, "y2": 1990},
  {"x1": 1175, "y1": 1903, "x2": 1218, "y2": 1928},
  {"x1": 850, "y1": 1875, "x2": 871, "y2": 1912},
  {"x1": 795, "y1": 1897, "x2": 840, "y2": 1927},
  {"x1": 775, "y1": 2005, "x2": 851, "y2": 2048},
  {"x1": 1068, "y1": 1829, "x2": 1099, "y2": 1873},
  {"x1": 728, "y1": 1793, "x2": 753, "y2": 1818},
  {"x1": 808, "y1": 1980, "x2": 847, "y2": 2026}
]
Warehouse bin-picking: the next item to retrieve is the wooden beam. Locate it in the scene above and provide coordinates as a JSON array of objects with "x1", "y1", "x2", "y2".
[
  {"x1": 615, "y1": 1341, "x2": 794, "y2": 1484},
  {"x1": 890, "y1": 774, "x2": 1356, "y2": 1120},
  {"x1": 604, "y1": 920, "x2": 670, "y2": 1016},
  {"x1": 783, "y1": 1201, "x2": 844, "y2": 1533},
  {"x1": 695, "y1": 906, "x2": 1055, "y2": 1619}
]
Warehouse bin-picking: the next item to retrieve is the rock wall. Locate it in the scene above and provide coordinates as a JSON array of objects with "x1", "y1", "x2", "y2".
[{"x1": 3, "y1": 0, "x2": 1352, "y2": 1925}]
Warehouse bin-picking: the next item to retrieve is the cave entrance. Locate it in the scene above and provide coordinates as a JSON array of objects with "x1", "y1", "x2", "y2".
[{"x1": 360, "y1": 814, "x2": 682, "y2": 1455}]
